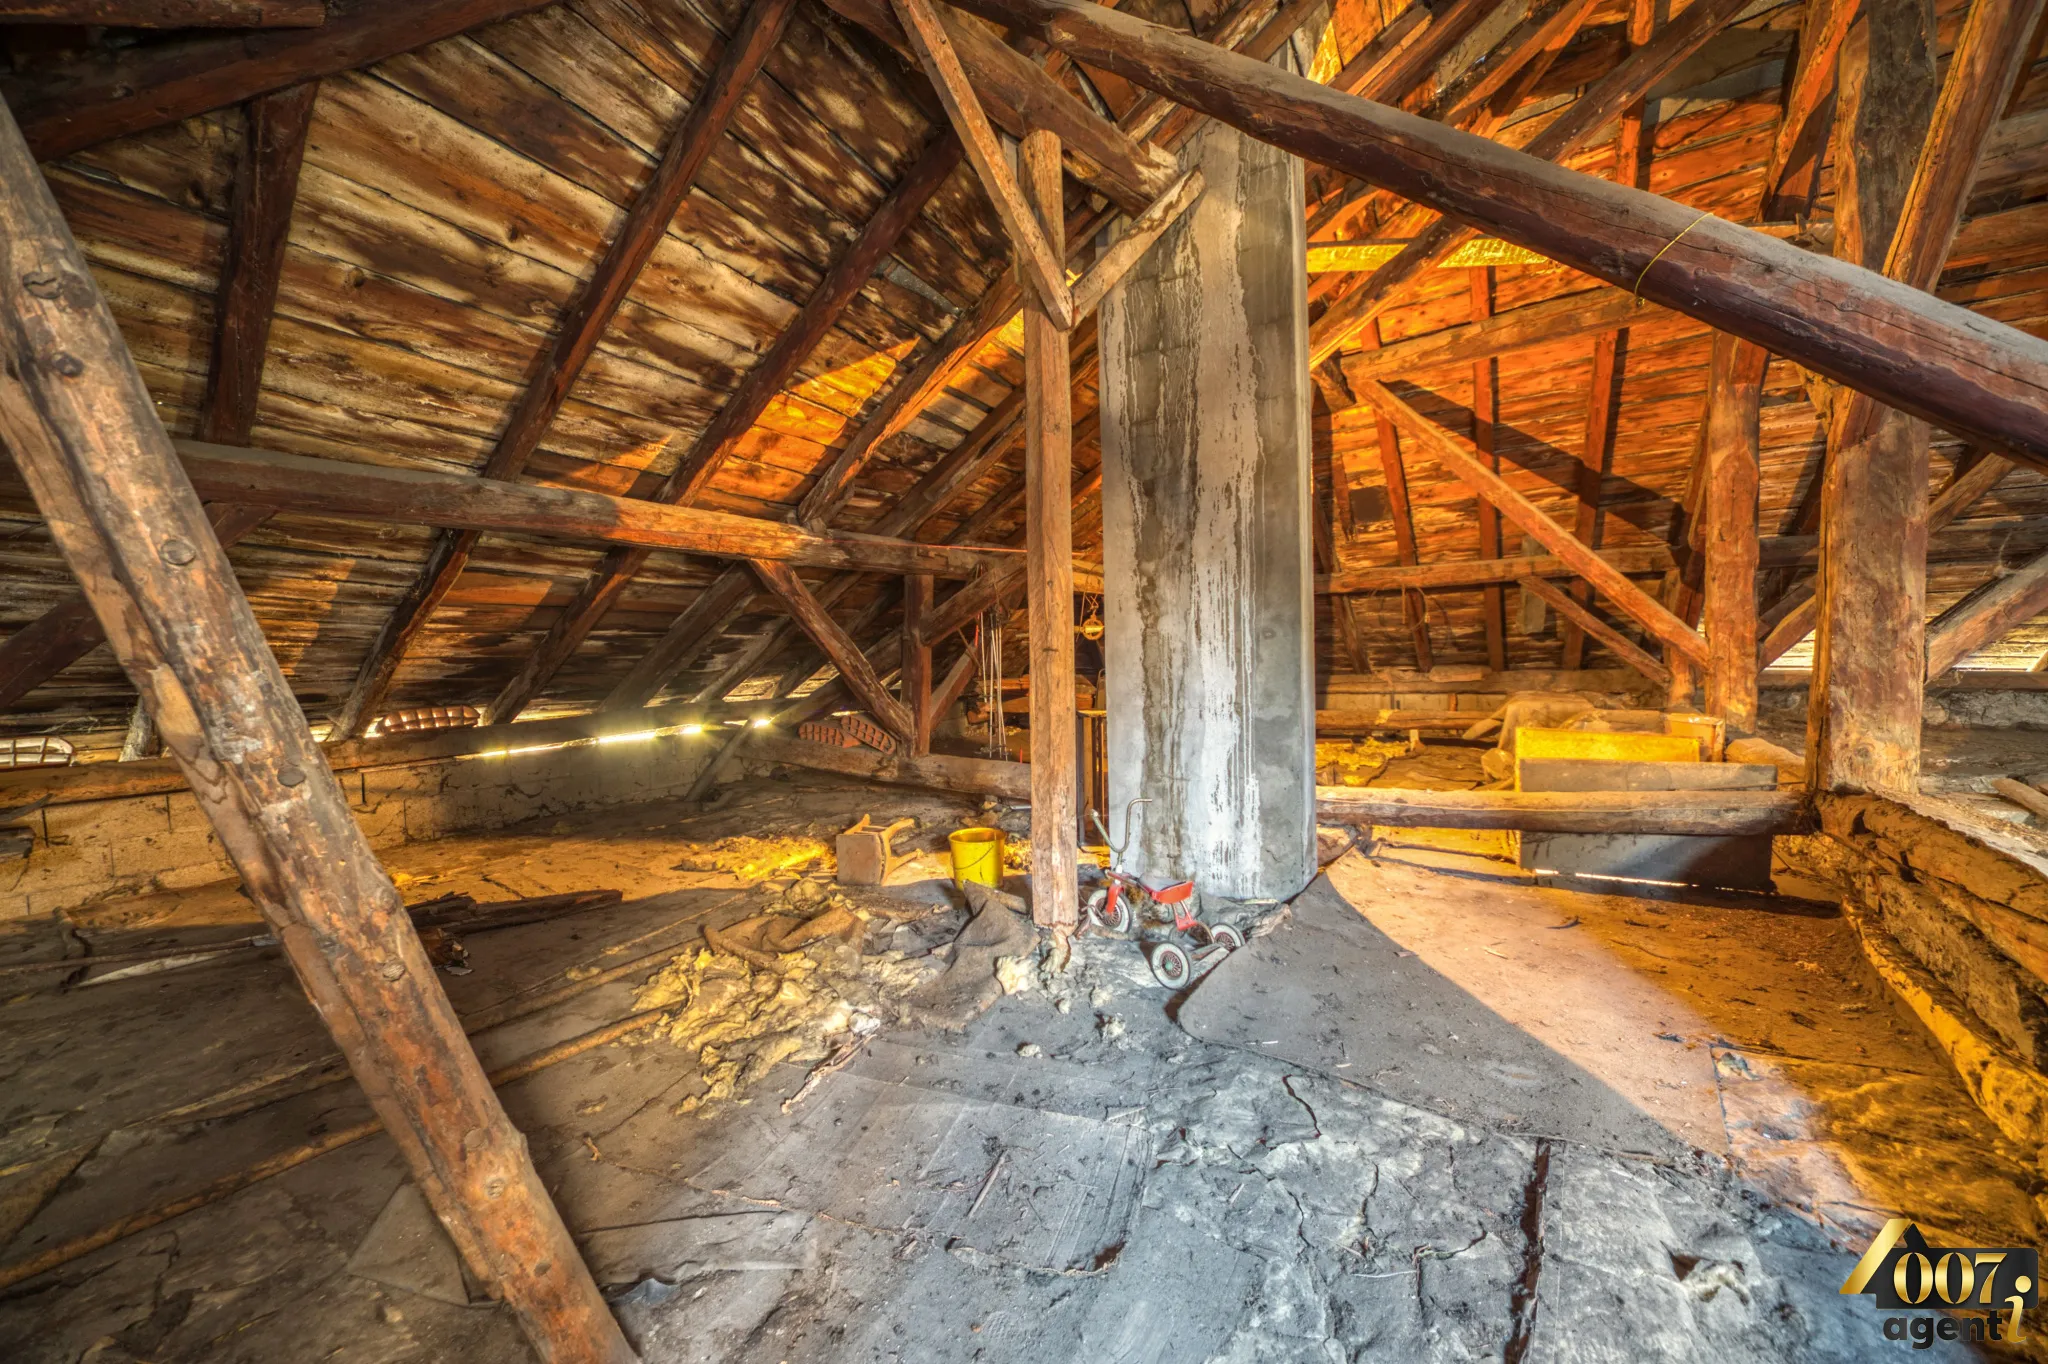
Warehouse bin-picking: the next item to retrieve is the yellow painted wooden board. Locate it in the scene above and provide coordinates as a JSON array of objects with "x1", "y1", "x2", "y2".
[{"x1": 1511, "y1": 727, "x2": 1701, "y2": 792}]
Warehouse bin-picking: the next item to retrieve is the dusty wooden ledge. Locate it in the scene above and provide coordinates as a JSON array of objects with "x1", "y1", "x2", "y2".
[
  {"x1": 1315, "y1": 786, "x2": 1814, "y2": 835},
  {"x1": 1792, "y1": 792, "x2": 2048, "y2": 1162},
  {"x1": 1841, "y1": 892, "x2": 2048, "y2": 1154},
  {"x1": 747, "y1": 733, "x2": 1031, "y2": 800},
  {"x1": 1315, "y1": 709, "x2": 1484, "y2": 734}
]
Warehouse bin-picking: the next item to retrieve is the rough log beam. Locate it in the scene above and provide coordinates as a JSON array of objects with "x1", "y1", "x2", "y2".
[
  {"x1": 1316, "y1": 787, "x2": 1811, "y2": 835},
  {"x1": 485, "y1": 123, "x2": 962, "y2": 725},
  {"x1": 1302, "y1": 0, "x2": 1514, "y2": 240},
  {"x1": 944, "y1": 0, "x2": 2048, "y2": 468},
  {"x1": 1311, "y1": 0, "x2": 1602, "y2": 247},
  {"x1": 1304, "y1": 0, "x2": 1751, "y2": 367},
  {"x1": 7, "y1": 0, "x2": 566, "y2": 160},
  {"x1": 174, "y1": 442, "x2": 1015, "y2": 578},
  {"x1": 1356, "y1": 379, "x2": 1710, "y2": 666},
  {"x1": 0, "y1": 101, "x2": 630, "y2": 1363},
  {"x1": 1809, "y1": 0, "x2": 2042, "y2": 793},
  {"x1": 326, "y1": 0, "x2": 796, "y2": 740}
]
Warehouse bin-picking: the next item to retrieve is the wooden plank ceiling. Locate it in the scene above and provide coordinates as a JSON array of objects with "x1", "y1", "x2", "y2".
[{"x1": 2, "y1": 0, "x2": 2047, "y2": 756}]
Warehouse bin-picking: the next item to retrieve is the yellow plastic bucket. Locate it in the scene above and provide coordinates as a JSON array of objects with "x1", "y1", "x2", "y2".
[{"x1": 949, "y1": 827, "x2": 1004, "y2": 888}]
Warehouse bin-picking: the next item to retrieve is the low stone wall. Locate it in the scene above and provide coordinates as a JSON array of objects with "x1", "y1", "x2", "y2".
[
  {"x1": 1782, "y1": 793, "x2": 2048, "y2": 1154},
  {"x1": 1, "y1": 733, "x2": 712, "y2": 920}
]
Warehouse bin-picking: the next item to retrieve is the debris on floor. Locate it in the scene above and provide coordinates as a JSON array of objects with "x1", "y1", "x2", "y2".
[
  {"x1": 631, "y1": 899, "x2": 940, "y2": 1115},
  {"x1": 670, "y1": 835, "x2": 831, "y2": 880},
  {"x1": 1314, "y1": 736, "x2": 1409, "y2": 786}
]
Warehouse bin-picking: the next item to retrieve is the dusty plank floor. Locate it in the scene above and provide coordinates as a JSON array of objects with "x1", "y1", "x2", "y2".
[{"x1": 0, "y1": 774, "x2": 2039, "y2": 1361}]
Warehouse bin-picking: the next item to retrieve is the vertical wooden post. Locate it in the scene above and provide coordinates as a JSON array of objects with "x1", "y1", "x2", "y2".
[
  {"x1": 1021, "y1": 128, "x2": 1078, "y2": 930},
  {"x1": 1362, "y1": 323, "x2": 1430, "y2": 670},
  {"x1": 0, "y1": 104, "x2": 631, "y2": 1364},
  {"x1": 1469, "y1": 267, "x2": 1506, "y2": 672},
  {"x1": 903, "y1": 572, "x2": 935, "y2": 755},
  {"x1": 1702, "y1": 333, "x2": 1766, "y2": 730},
  {"x1": 1665, "y1": 649, "x2": 1696, "y2": 709},
  {"x1": 1807, "y1": 0, "x2": 1936, "y2": 794},
  {"x1": 1561, "y1": 329, "x2": 1622, "y2": 668}
]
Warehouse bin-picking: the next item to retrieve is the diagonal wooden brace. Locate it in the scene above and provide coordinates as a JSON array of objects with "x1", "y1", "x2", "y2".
[
  {"x1": 892, "y1": 0, "x2": 1074, "y2": 328},
  {"x1": 1070, "y1": 167, "x2": 1205, "y2": 319}
]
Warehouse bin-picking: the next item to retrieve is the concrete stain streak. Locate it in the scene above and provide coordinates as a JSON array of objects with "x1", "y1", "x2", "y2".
[{"x1": 1099, "y1": 114, "x2": 1314, "y2": 900}]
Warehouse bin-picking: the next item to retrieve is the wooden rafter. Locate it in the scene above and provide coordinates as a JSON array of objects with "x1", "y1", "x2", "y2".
[
  {"x1": 0, "y1": 0, "x2": 327, "y2": 22},
  {"x1": 1308, "y1": 363, "x2": 1369, "y2": 674},
  {"x1": 1757, "y1": 451, "x2": 2015, "y2": 668},
  {"x1": 891, "y1": 0, "x2": 1072, "y2": 326},
  {"x1": 1344, "y1": 286, "x2": 1658, "y2": 387},
  {"x1": 606, "y1": 0, "x2": 1270, "y2": 725},
  {"x1": 0, "y1": 101, "x2": 629, "y2": 1364},
  {"x1": 1358, "y1": 323, "x2": 1431, "y2": 670},
  {"x1": 1317, "y1": 546, "x2": 1676, "y2": 595},
  {"x1": 1760, "y1": 0, "x2": 1860, "y2": 221},
  {"x1": 327, "y1": 0, "x2": 798, "y2": 740},
  {"x1": 821, "y1": 0, "x2": 1176, "y2": 213},
  {"x1": 9, "y1": 0, "x2": 564, "y2": 160},
  {"x1": 1926, "y1": 548, "x2": 2048, "y2": 679},
  {"x1": 0, "y1": 82, "x2": 313, "y2": 721},
  {"x1": 483, "y1": 124, "x2": 962, "y2": 725}
]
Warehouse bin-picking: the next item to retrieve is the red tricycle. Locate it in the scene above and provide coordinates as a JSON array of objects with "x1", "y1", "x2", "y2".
[{"x1": 1083, "y1": 797, "x2": 1242, "y2": 989}]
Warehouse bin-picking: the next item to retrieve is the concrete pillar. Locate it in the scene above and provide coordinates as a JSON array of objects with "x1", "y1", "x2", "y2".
[{"x1": 1097, "y1": 116, "x2": 1314, "y2": 901}]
